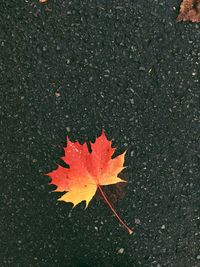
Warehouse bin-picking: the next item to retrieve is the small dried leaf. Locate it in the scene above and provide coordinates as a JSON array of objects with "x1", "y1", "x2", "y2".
[{"x1": 177, "y1": 0, "x2": 200, "y2": 22}]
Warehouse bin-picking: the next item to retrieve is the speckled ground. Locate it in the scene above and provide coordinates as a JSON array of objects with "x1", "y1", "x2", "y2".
[{"x1": 1, "y1": 0, "x2": 199, "y2": 266}]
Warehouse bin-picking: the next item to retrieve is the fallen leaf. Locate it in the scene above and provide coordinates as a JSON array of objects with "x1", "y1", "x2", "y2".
[
  {"x1": 177, "y1": 0, "x2": 200, "y2": 22},
  {"x1": 46, "y1": 131, "x2": 133, "y2": 234}
]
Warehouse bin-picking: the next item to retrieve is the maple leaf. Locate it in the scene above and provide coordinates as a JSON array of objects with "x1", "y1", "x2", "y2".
[
  {"x1": 177, "y1": 0, "x2": 200, "y2": 22},
  {"x1": 46, "y1": 131, "x2": 133, "y2": 234}
]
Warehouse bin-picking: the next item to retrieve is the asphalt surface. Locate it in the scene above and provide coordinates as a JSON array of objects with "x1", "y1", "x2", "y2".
[{"x1": 1, "y1": 1, "x2": 200, "y2": 267}]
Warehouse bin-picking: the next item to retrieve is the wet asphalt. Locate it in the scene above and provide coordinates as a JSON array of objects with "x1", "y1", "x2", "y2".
[{"x1": 1, "y1": 0, "x2": 199, "y2": 266}]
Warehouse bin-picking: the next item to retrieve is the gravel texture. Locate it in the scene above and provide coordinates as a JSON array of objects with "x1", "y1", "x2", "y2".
[{"x1": 1, "y1": 0, "x2": 199, "y2": 266}]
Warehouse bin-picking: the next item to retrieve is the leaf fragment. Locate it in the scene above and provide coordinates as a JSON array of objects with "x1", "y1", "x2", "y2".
[{"x1": 177, "y1": 0, "x2": 200, "y2": 22}]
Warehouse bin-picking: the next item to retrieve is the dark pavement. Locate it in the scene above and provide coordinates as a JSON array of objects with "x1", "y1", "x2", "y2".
[{"x1": 1, "y1": 0, "x2": 199, "y2": 266}]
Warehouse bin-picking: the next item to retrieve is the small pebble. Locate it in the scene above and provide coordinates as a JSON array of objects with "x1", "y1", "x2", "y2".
[
  {"x1": 135, "y1": 218, "x2": 141, "y2": 225},
  {"x1": 56, "y1": 45, "x2": 61, "y2": 51},
  {"x1": 117, "y1": 248, "x2": 124, "y2": 254},
  {"x1": 66, "y1": 127, "x2": 71, "y2": 132},
  {"x1": 55, "y1": 92, "x2": 61, "y2": 97}
]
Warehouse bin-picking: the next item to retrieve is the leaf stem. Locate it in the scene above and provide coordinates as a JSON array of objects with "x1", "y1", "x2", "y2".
[{"x1": 97, "y1": 185, "x2": 133, "y2": 235}]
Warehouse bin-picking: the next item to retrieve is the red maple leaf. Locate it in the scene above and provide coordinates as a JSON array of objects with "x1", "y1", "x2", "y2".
[{"x1": 46, "y1": 131, "x2": 133, "y2": 234}]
